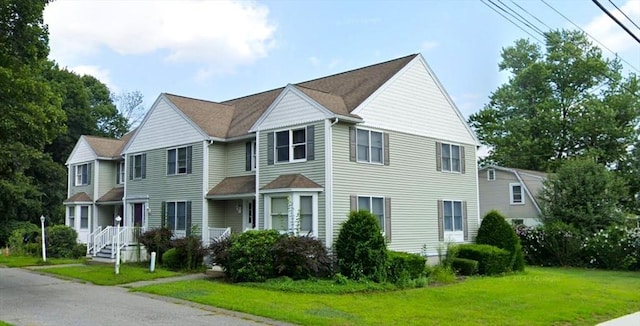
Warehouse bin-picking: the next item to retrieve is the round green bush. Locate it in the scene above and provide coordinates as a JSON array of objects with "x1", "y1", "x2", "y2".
[
  {"x1": 226, "y1": 230, "x2": 283, "y2": 282},
  {"x1": 45, "y1": 225, "x2": 79, "y2": 258},
  {"x1": 477, "y1": 210, "x2": 525, "y2": 272},
  {"x1": 162, "y1": 248, "x2": 181, "y2": 269},
  {"x1": 452, "y1": 257, "x2": 479, "y2": 276},
  {"x1": 335, "y1": 210, "x2": 387, "y2": 282}
]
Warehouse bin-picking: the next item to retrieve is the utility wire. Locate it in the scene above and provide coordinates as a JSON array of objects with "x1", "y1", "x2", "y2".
[
  {"x1": 510, "y1": 0, "x2": 553, "y2": 31},
  {"x1": 496, "y1": 0, "x2": 546, "y2": 35},
  {"x1": 608, "y1": 0, "x2": 640, "y2": 31},
  {"x1": 480, "y1": 0, "x2": 544, "y2": 43},
  {"x1": 592, "y1": 0, "x2": 640, "y2": 44}
]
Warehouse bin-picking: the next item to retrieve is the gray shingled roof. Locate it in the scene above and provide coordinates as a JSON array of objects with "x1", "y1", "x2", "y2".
[
  {"x1": 63, "y1": 192, "x2": 92, "y2": 203},
  {"x1": 261, "y1": 174, "x2": 323, "y2": 190},
  {"x1": 206, "y1": 175, "x2": 256, "y2": 197},
  {"x1": 96, "y1": 187, "x2": 124, "y2": 203}
]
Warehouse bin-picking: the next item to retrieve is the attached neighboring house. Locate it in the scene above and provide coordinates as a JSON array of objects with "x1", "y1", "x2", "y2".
[
  {"x1": 478, "y1": 165, "x2": 547, "y2": 226},
  {"x1": 64, "y1": 53, "x2": 480, "y2": 260}
]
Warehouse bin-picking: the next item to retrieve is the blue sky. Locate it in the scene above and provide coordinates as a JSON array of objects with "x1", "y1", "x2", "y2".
[{"x1": 43, "y1": 0, "x2": 640, "y2": 119}]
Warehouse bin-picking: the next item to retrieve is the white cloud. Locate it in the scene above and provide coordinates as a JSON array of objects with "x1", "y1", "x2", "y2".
[
  {"x1": 421, "y1": 41, "x2": 439, "y2": 51},
  {"x1": 308, "y1": 56, "x2": 320, "y2": 67},
  {"x1": 584, "y1": 0, "x2": 640, "y2": 53},
  {"x1": 69, "y1": 65, "x2": 118, "y2": 93},
  {"x1": 44, "y1": 0, "x2": 276, "y2": 78}
]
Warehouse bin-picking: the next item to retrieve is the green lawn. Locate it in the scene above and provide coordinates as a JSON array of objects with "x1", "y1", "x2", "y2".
[
  {"x1": 134, "y1": 267, "x2": 640, "y2": 325},
  {"x1": 0, "y1": 255, "x2": 85, "y2": 267},
  {"x1": 37, "y1": 263, "x2": 182, "y2": 285},
  {"x1": 0, "y1": 321, "x2": 14, "y2": 326}
]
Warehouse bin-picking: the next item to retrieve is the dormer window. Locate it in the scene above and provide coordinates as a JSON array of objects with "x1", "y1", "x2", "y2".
[{"x1": 487, "y1": 168, "x2": 496, "y2": 181}]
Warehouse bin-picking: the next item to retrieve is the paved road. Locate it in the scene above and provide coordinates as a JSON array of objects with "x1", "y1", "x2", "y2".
[{"x1": 0, "y1": 267, "x2": 275, "y2": 326}]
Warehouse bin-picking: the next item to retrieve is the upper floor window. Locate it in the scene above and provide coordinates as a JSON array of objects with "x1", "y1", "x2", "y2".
[
  {"x1": 441, "y1": 143, "x2": 461, "y2": 172},
  {"x1": 510, "y1": 183, "x2": 524, "y2": 205},
  {"x1": 357, "y1": 129, "x2": 383, "y2": 164},
  {"x1": 130, "y1": 153, "x2": 146, "y2": 180},
  {"x1": 487, "y1": 168, "x2": 496, "y2": 181},
  {"x1": 75, "y1": 163, "x2": 91, "y2": 186},
  {"x1": 276, "y1": 128, "x2": 306, "y2": 163},
  {"x1": 357, "y1": 196, "x2": 386, "y2": 233},
  {"x1": 246, "y1": 141, "x2": 257, "y2": 171},
  {"x1": 167, "y1": 146, "x2": 192, "y2": 175},
  {"x1": 117, "y1": 161, "x2": 125, "y2": 184}
]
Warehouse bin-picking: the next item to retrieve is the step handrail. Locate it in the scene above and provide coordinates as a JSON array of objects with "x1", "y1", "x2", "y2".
[
  {"x1": 87, "y1": 226, "x2": 103, "y2": 255},
  {"x1": 92, "y1": 226, "x2": 115, "y2": 257}
]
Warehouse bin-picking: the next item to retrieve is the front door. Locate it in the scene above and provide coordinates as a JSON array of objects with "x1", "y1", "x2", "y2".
[
  {"x1": 242, "y1": 199, "x2": 256, "y2": 230},
  {"x1": 133, "y1": 203, "x2": 145, "y2": 228}
]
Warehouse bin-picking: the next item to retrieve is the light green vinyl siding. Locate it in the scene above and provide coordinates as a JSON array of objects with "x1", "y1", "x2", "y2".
[
  {"x1": 69, "y1": 161, "x2": 94, "y2": 200},
  {"x1": 258, "y1": 121, "x2": 325, "y2": 241},
  {"x1": 97, "y1": 160, "x2": 117, "y2": 198},
  {"x1": 332, "y1": 123, "x2": 479, "y2": 254},
  {"x1": 127, "y1": 142, "x2": 204, "y2": 231},
  {"x1": 225, "y1": 140, "x2": 255, "y2": 177},
  {"x1": 208, "y1": 143, "x2": 225, "y2": 189}
]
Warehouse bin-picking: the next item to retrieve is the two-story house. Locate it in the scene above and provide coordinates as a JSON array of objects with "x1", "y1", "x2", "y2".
[{"x1": 64, "y1": 53, "x2": 480, "y2": 261}]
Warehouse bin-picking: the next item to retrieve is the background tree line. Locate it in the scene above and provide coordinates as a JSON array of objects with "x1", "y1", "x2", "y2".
[{"x1": 0, "y1": 0, "x2": 144, "y2": 245}]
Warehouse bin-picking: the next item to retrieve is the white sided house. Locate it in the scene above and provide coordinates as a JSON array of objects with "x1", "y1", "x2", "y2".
[{"x1": 64, "y1": 53, "x2": 480, "y2": 261}]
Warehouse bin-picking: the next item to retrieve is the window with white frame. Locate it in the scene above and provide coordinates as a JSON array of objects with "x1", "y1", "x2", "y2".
[
  {"x1": 68, "y1": 206, "x2": 75, "y2": 228},
  {"x1": 487, "y1": 168, "x2": 496, "y2": 181},
  {"x1": 80, "y1": 206, "x2": 89, "y2": 229},
  {"x1": 117, "y1": 161, "x2": 125, "y2": 184},
  {"x1": 75, "y1": 164, "x2": 90, "y2": 186},
  {"x1": 167, "y1": 146, "x2": 192, "y2": 175},
  {"x1": 443, "y1": 201, "x2": 463, "y2": 232},
  {"x1": 132, "y1": 154, "x2": 145, "y2": 179},
  {"x1": 510, "y1": 183, "x2": 524, "y2": 204},
  {"x1": 357, "y1": 196, "x2": 385, "y2": 232},
  {"x1": 251, "y1": 141, "x2": 257, "y2": 171},
  {"x1": 167, "y1": 201, "x2": 187, "y2": 232},
  {"x1": 357, "y1": 129, "x2": 383, "y2": 164},
  {"x1": 441, "y1": 143, "x2": 461, "y2": 172},
  {"x1": 270, "y1": 197, "x2": 289, "y2": 232},
  {"x1": 275, "y1": 128, "x2": 306, "y2": 163},
  {"x1": 299, "y1": 196, "x2": 313, "y2": 233}
]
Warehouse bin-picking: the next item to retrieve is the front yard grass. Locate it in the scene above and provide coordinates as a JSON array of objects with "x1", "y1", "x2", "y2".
[
  {"x1": 37, "y1": 263, "x2": 181, "y2": 285},
  {"x1": 134, "y1": 267, "x2": 640, "y2": 325},
  {"x1": 0, "y1": 255, "x2": 85, "y2": 267}
]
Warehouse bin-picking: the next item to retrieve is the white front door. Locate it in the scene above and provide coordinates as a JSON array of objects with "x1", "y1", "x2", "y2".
[{"x1": 76, "y1": 205, "x2": 91, "y2": 244}]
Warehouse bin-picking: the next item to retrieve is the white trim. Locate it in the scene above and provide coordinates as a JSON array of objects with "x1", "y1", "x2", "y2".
[
  {"x1": 261, "y1": 187, "x2": 323, "y2": 194},
  {"x1": 441, "y1": 199, "x2": 464, "y2": 242},
  {"x1": 273, "y1": 126, "x2": 308, "y2": 164},
  {"x1": 206, "y1": 193, "x2": 255, "y2": 200},
  {"x1": 476, "y1": 149, "x2": 481, "y2": 225},
  {"x1": 202, "y1": 140, "x2": 209, "y2": 243},
  {"x1": 509, "y1": 182, "x2": 525, "y2": 205},
  {"x1": 325, "y1": 119, "x2": 334, "y2": 248},
  {"x1": 66, "y1": 136, "x2": 98, "y2": 165},
  {"x1": 255, "y1": 131, "x2": 261, "y2": 230},
  {"x1": 264, "y1": 193, "x2": 319, "y2": 237},
  {"x1": 92, "y1": 161, "x2": 99, "y2": 204},
  {"x1": 67, "y1": 165, "x2": 72, "y2": 198}
]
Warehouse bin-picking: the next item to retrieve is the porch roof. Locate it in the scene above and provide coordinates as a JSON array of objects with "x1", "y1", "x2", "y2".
[
  {"x1": 261, "y1": 174, "x2": 323, "y2": 191},
  {"x1": 63, "y1": 192, "x2": 92, "y2": 203},
  {"x1": 206, "y1": 175, "x2": 255, "y2": 199},
  {"x1": 96, "y1": 187, "x2": 124, "y2": 204}
]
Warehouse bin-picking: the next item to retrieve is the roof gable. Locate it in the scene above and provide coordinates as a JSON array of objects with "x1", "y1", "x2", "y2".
[
  {"x1": 164, "y1": 94, "x2": 235, "y2": 139},
  {"x1": 66, "y1": 137, "x2": 97, "y2": 165}
]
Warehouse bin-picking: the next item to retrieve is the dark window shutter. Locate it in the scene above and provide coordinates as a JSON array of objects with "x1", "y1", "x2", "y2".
[
  {"x1": 349, "y1": 127, "x2": 356, "y2": 162},
  {"x1": 160, "y1": 201, "x2": 166, "y2": 228},
  {"x1": 460, "y1": 146, "x2": 466, "y2": 174},
  {"x1": 436, "y1": 142, "x2": 442, "y2": 172},
  {"x1": 116, "y1": 161, "x2": 121, "y2": 183},
  {"x1": 383, "y1": 133, "x2": 390, "y2": 166},
  {"x1": 463, "y1": 201, "x2": 469, "y2": 241},
  {"x1": 129, "y1": 155, "x2": 133, "y2": 180},
  {"x1": 437, "y1": 200, "x2": 444, "y2": 241},
  {"x1": 267, "y1": 132, "x2": 274, "y2": 165},
  {"x1": 141, "y1": 154, "x2": 147, "y2": 179},
  {"x1": 186, "y1": 201, "x2": 192, "y2": 236},
  {"x1": 385, "y1": 197, "x2": 391, "y2": 242},
  {"x1": 87, "y1": 163, "x2": 92, "y2": 185},
  {"x1": 245, "y1": 142, "x2": 252, "y2": 171},
  {"x1": 350, "y1": 195, "x2": 357, "y2": 212},
  {"x1": 307, "y1": 125, "x2": 315, "y2": 161},
  {"x1": 167, "y1": 149, "x2": 175, "y2": 175},
  {"x1": 186, "y1": 146, "x2": 193, "y2": 174},
  {"x1": 72, "y1": 165, "x2": 76, "y2": 185}
]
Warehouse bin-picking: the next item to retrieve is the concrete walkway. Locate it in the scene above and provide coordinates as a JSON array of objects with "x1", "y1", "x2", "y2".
[{"x1": 597, "y1": 312, "x2": 640, "y2": 326}]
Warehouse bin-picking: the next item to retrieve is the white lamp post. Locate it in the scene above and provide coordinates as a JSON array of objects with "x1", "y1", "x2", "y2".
[
  {"x1": 40, "y1": 215, "x2": 47, "y2": 262},
  {"x1": 115, "y1": 215, "x2": 122, "y2": 275}
]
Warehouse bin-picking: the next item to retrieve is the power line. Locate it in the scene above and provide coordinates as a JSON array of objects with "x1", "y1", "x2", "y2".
[
  {"x1": 496, "y1": 0, "x2": 546, "y2": 36},
  {"x1": 510, "y1": 0, "x2": 553, "y2": 31},
  {"x1": 592, "y1": 0, "x2": 640, "y2": 44},
  {"x1": 608, "y1": 0, "x2": 640, "y2": 31},
  {"x1": 480, "y1": 0, "x2": 544, "y2": 43}
]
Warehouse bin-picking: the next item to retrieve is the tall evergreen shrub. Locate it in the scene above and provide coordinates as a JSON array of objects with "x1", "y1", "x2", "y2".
[{"x1": 335, "y1": 210, "x2": 387, "y2": 282}]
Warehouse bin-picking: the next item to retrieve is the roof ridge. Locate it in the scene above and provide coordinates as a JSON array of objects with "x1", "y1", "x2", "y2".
[{"x1": 164, "y1": 92, "x2": 232, "y2": 107}]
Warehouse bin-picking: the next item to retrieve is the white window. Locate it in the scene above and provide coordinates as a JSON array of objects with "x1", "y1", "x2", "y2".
[
  {"x1": 75, "y1": 164, "x2": 89, "y2": 186},
  {"x1": 251, "y1": 141, "x2": 257, "y2": 171},
  {"x1": 487, "y1": 168, "x2": 496, "y2": 181},
  {"x1": 270, "y1": 197, "x2": 289, "y2": 232},
  {"x1": 357, "y1": 196, "x2": 385, "y2": 232},
  {"x1": 117, "y1": 161, "x2": 125, "y2": 184},
  {"x1": 357, "y1": 129, "x2": 383, "y2": 164},
  {"x1": 275, "y1": 128, "x2": 306, "y2": 163},
  {"x1": 132, "y1": 154, "x2": 145, "y2": 179},
  {"x1": 510, "y1": 183, "x2": 524, "y2": 205},
  {"x1": 443, "y1": 201, "x2": 463, "y2": 232},
  {"x1": 441, "y1": 143, "x2": 461, "y2": 172},
  {"x1": 68, "y1": 206, "x2": 75, "y2": 228},
  {"x1": 299, "y1": 196, "x2": 313, "y2": 233},
  {"x1": 80, "y1": 206, "x2": 89, "y2": 229},
  {"x1": 167, "y1": 201, "x2": 188, "y2": 231},
  {"x1": 167, "y1": 146, "x2": 191, "y2": 175}
]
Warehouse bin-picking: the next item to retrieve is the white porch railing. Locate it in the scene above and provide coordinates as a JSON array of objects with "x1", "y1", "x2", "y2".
[
  {"x1": 91, "y1": 226, "x2": 117, "y2": 256},
  {"x1": 88, "y1": 226, "x2": 144, "y2": 257},
  {"x1": 87, "y1": 226, "x2": 103, "y2": 255},
  {"x1": 111, "y1": 227, "x2": 143, "y2": 258},
  {"x1": 208, "y1": 227, "x2": 231, "y2": 245}
]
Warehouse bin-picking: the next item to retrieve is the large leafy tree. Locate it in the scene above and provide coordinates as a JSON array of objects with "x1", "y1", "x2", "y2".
[{"x1": 469, "y1": 30, "x2": 640, "y2": 172}]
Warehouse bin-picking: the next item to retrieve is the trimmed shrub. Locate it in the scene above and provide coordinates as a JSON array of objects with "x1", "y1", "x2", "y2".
[
  {"x1": 477, "y1": 210, "x2": 525, "y2": 272},
  {"x1": 45, "y1": 225, "x2": 79, "y2": 258},
  {"x1": 456, "y1": 244, "x2": 511, "y2": 275},
  {"x1": 335, "y1": 210, "x2": 387, "y2": 282},
  {"x1": 452, "y1": 258, "x2": 479, "y2": 276},
  {"x1": 138, "y1": 227, "x2": 173, "y2": 264},
  {"x1": 8, "y1": 223, "x2": 40, "y2": 255},
  {"x1": 387, "y1": 251, "x2": 426, "y2": 284},
  {"x1": 169, "y1": 235, "x2": 208, "y2": 271},
  {"x1": 72, "y1": 243, "x2": 87, "y2": 259},
  {"x1": 162, "y1": 248, "x2": 181, "y2": 269},
  {"x1": 272, "y1": 235, "x2": 332, "y2": 279},
  {"x1": 226, "y1": 230, "x2": 283, "y2": 282}
]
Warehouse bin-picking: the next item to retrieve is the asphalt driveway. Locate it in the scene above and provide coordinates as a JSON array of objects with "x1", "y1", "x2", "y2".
[{"x1": 0, "y1": 267, "x2": 278, "y2": 326}]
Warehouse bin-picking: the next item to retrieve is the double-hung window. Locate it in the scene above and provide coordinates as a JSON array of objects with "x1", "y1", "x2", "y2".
[
  {"x1": 131, "y1": 153, "x2": 146, "y2": 179},
  {"x1": 487, "y1": 168, "x2": 496, "y2": 181},
  {"x1": 68, "y1": 206, "x2": 75, "y2": 228},
  {"x1": 443, "y1": 201, "x2": 463, "y2": 232},
  {"x1": 117, "y1": 161, "x2": 125, "y2": 184},
  {"x1": 441, "y1": 143, "x2": 461, "y2": 172},
  {"x1": 275, "y1": 128, "x2": 306, "y2": 163},
  {"x1": 75, "y1": 164, "x2": 90, "y2": 186},
  {"x1": 510, "y1": 183, "x2": 524, "y2": 204},
  {"x1": 357, "y1": 196, "x2": 385, "y2": 233},
  {"x1": 357, "y1": 129, "x2": 383, "y2": 164},
  {"x1": 270, "y1": 197, "x2": 289, "y2": 232},
  {"x1": 167, "y1": 201, "x2": 187, "y2": 232},
  {"x1": 80, "y1": 206, "x2": 89, "y2": 229},
  {"x1": 167, "y1": 146, "x2": 192, "y2": 175}
]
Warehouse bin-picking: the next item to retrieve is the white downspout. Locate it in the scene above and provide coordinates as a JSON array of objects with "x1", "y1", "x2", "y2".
[
  {"x1": 325, "y1": 118, "x2": 339, "y2": 248},
  {"x1": 202, "y1": 140, "x2": 210, "y2": 243},
  {"x1": 255, "y1": 131, "x2": 260, "y2": 230}
]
